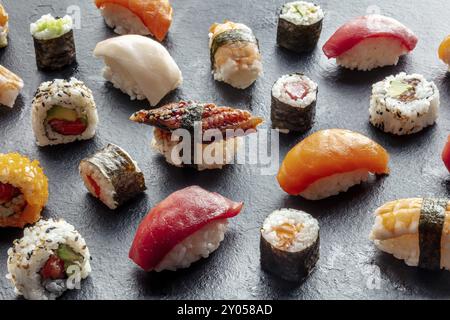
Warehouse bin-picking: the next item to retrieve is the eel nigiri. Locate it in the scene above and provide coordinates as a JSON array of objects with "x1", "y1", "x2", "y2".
[
  {"x1": 94, "y1": 35, "x2": 182, "y2": 106},
  {"x1": 322, "y1": 14, "x2": 418, "y2": 71},
  {"x1": 0, "y1": 65, "x2": 24, "y2": 108},
  {"x1": 0, "y1": 3, "x2": 8, "y2": 48},
  {"x1": 129, "y1": 186, "x2": 243, "y2": 271},
  {"x1": 277, "y1": 129, "x2": 390, "y2": 200},
  {"x1": 438, "y1": 35, "x2": 450, "y2": 71},
  {"x1": 442, "y1": 135, "x2": 450, "y2": 172},
  {"x1": 94, "y1": 0, "x2": 173, "y2": 42},
  {"x1": 370, "y1": 198, "x2": 450, "y2": 271}
]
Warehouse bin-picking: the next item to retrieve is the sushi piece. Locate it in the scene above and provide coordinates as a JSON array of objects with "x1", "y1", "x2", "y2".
[
  {"x1": 370, "y1": 198, "x2": 450, "y2": 271},
  {"x1": 0, "y1": 153, "x2": 48, "y2": 228},
  {"x1": 322, "y1": 14, "x2": 418, "y2": 71},
  {"x1": 79, "y1": 144, "x2": 146, "y2": 210},
  {"x1": 32, "y1": 78, "x2": 98, "y2": 146},
  {"x1": 438, "y1": 35, "x2": 450, "y2": 71},
  {"x1": 369, "y1": 73, "x2": 439, "y2": 135},
  {"x1": 130, "y1": 100, "x2": 264, "y2": 170},
  {"x1": 277, "y1": 129, "x2": 389, "y2": 200},
  {"x1": 0, "y1": 3, "x2": 9, "y2": 48},
  {"x1": 271, "y1": 73, "x2": 318, "y2": 133},
  {"x1": 6, "y1": 219, "x2": 91, "y2": 300},
  {"x1": 0, "y1": 65, "x2": 24, "y2": 108},
  {"x1": 442, "y1": 135, "x2": 450, "y2": 172},
  {"x1": 94, "y1": 35, "x2": 182, "y2": 106},
  {"x1": 94, "y1": 0, "x2": 173, "y2": 42},
  {"x1": 209, "y1": 21, "x2": 263, "y2": 89},
  {"x1": 129, "y1": 186, "x2": 243, "y2": 271},
  {"x1": 30, "y1": 14, "x2": 76, "y2": 70},
  {"x1": 260, "y1": 209, "x2": 319, "y2": 282},
  {"x1": 276, "y1": 1, "x2": 324, "y2": 53}
]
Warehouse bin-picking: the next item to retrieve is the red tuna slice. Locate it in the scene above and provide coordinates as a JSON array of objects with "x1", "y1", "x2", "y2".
[
  {"x1": 129, "y1": 186, "x2": 243, "y2": 271},
  {"x1": 322, "y1": 14, "x2": 418, "y2": 58},
  {"x1": 442, "y1": 135, "x2": 450, "y2": 172}
]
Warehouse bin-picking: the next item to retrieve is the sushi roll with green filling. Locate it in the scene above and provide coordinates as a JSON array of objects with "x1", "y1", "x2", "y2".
[
  {"x1": 30, "y1": 14, "x2": 76, "y2": 70},
  {"x1": 271, "y1": 73, "x2": 318, "y2": 133},
  {"x1": 260, "y1": 209, "x2": 319, "y2": 282},
  {"x1": 370, "y1": 198, "x2": 450, "y2": 271},
  {"x1": 6, "y1": 219, "x2": 91, "y2": 300},
  {"x1": 31, "y1": 78, "x2": 98, "y2": 146},
  {"x1": 79, "y1": 144, "x2": 146, "y2": 210},
  {"x1": 369, "y1": 73, "x2": 439, "y2": 135},
  {"x1": 277, "y1": 1, "x2": 324, "y2": 53},
  {"x1": 209, "y1": 21, "x2": 263, "y2": 89}
]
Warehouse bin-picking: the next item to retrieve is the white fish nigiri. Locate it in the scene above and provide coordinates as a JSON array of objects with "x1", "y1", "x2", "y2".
[
  {"x1": 0, "y1": 65, "x2": 23, "y2": 108},
  {"x1": 94, "y1": 35, "x2": 182, "y2": 106}
]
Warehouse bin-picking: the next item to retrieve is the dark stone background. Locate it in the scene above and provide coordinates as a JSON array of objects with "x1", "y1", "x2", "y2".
[{"x1": 0, "y1": 0, "x2": 449, "y2": 299}]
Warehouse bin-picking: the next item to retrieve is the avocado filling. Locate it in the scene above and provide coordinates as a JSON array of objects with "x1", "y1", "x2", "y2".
[
  {"x1": 387, "y1": 79, "x2": 419, "y2": 102},
  {"x1": 46, "y1": 105, "x2": 88, "y2": 136}
]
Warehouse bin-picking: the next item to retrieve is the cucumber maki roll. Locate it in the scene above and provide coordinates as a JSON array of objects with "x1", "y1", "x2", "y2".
[
  {"x1": 277, "y1": 1, "x2": 324, "y2": 53},
  {"x1": 369, "y1": 73, "x2": 439, "y2": 135},
  {"x1": 30, "y1": 14, "x2": 76, "y2": 70},
  {"x1": 370, "y1": 198, "x2": 450, "y2": 271},
  {"x1": 79, "y1": 144, "x2": 146, "y2": 210},
  {"x1": 271, "y1": 73, "x2": 318, "y2": 133},
  {"x1": 6, "y1": 219, "x2": 91, "y2": 300},
  {"x1": 260, "y1": 209, "x2": 319, "y2": 282},
  {"x1": 31, "y1": 78, "x2": 98, "y2": 146}
]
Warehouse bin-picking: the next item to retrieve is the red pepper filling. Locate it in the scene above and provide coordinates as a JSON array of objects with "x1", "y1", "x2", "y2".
[
  {"x1": 283, "y1": 81, "x2": 309, "y2": 101},
  {"x1": 48, "y1": 119, "x2": 87, "y2": 136},
  {"x1": 0, "y1": 183, "x2": 20, "y2": 202},
  {"x1": 40, "y1": 255, "x2": 66, "y2": 280},
  {"x1": 87, "y1": 175, "x2": 101, "y2": 197}
]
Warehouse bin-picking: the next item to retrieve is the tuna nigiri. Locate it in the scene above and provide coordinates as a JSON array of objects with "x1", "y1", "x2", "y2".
[
  {"x1": 277, "y1": 129, "x2": 390, "y2": 200},
  {"x1": 129, "y1": 186, "x2": 243, "y2": 271},
  {"x1": 438, "y1": 35, "x2": 450, "y2": 71},
  {"x1": 442, "y1": 135, "x2": 450, "y2": 172},
  {"x1": 0, "y1": 65, "x2": 24, "y2": 108},
  {"x1": 94, "y1": 0, "x2": 173, "y2": 42},
  {"x1": 0, "y1": 4, "x2": 8, "y2": 48},
  {"x1": 322, "y1": 14, "x2": 418, "y2": 71}
]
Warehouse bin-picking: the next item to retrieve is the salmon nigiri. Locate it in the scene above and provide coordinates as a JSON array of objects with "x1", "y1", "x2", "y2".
[
  {"x1": 322, "y1": 14, "x2": 417, "y2": 71},
  {"x1": 94, "y1": 0, "x2": 173, "y2": 42},
  {"x1": 438, "y1": 35, "x2": 450, "y2": 71},
  {"x1": 277, "y1": 129, "x2": 390, "y2": 200}
]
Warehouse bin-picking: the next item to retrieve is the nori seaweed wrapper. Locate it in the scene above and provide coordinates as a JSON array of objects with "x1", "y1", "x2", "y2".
[
  {"x1": 81, "y1": 144, "x2": 146, "y2": 208},
  {"x1": 260, "y1": 232, "x2": 319, "y2": 282},
  {"x1": 210, "y1": 28, "x2": 258, "y2": 66},
  {"x1": 276, "y1": 12, "x2": 323, "y2": 53},
  {"x1": 271, "y1": 74, "x2": 317, "y2": 133},
  {"x1": 33, "y1": 29, "x2": 76, "y2": 70},
  {"x1": 418, "y1": 198, "x2": 447, "y2": 270}
]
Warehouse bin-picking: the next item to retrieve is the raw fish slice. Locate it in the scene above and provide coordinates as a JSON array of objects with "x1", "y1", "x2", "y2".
[
  {"x1": 277, "y1": 129, "x2": 390, "y2": 196},
  {"x1": 129, "y1": 186, "x2": 243, "y2": 271},
  {"x1": 94, "y1": 0, "x2": 173, "y2": 41},
  {"x1": 0, "y1": 65, "x2": 24, "y2": 108},
  {"x1": 323, "y1": 14, "x2": 417, "y2": 59}
]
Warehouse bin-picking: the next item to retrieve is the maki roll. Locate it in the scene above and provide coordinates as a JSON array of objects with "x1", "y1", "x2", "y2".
[
  {"x1": 209, "y1": 21, "x2": 263, "y2": 89},
  {"x1": 94, "y1": 35, "x2": 182, "y2": 106},
  {"x1": 6, "y1": 219, "x2": 91, "y2": 300},
  {"x1": 369, "y1": 73, "x2": 439, "y2": 135},
  {"x1": 271, "y1": 73, "x2": 318, "y2": 133},
  {"x1": 439, "y1": 35, "x2": 450, "y2": 71},
  {"x1": 260, "y1": 209, "x2": 319, "y2": 281},
  {"x1": 79, "y1": 144, "x2": 146, "y2": 210},
  {"x1": 130, "y1": 100, "x2": 263, "y2": 170},
  {"x1": 0, "y1": 4, "x2": 9, "y2": 48},
  {"x1": 370, "y1": 198, "x2": 450, "y2": 271},
  {"x1": 277, "y1": 129, "x2": 390, "y2": 200},
  {"x1": 0, "y1": 65, "x2": 24, "y2": 108},
  {"x1": 129, "y1": 186, "x2": 243, "y2": 271},
  {"x1": 0, "y1": 153, "x2": 48, "y2": 228},
  {"x1": 31, "y1": 78, "x2": 98, "y2": 146},
  {"x1": 94, "y1": 0, "x2": 173, "y2": 42},
  {"x1": 323, "y1": 15, "x2": 418, "y2": 71},
  {"x1": 30, "y1": 14, "x2": 76, "y2": 70},
  {"x1": 277, "y1": 1, "x2": 324, "y2": 53}
]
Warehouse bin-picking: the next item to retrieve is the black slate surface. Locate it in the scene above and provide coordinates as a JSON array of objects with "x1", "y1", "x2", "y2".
[{"x1": 1, "y1": 0, "x2": 450, "y2": 300}]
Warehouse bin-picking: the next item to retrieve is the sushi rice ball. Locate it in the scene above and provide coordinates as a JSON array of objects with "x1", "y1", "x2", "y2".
[{"x1": 369, "y1": 73, "x2": 439, "y2": 135}]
